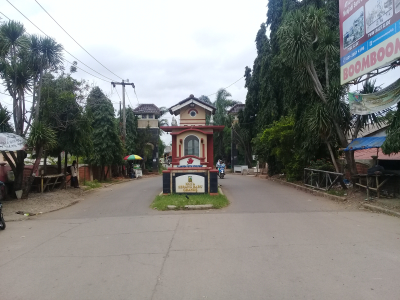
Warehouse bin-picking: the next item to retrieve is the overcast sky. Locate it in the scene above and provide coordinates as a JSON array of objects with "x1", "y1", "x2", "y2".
[{"x1": 1, "y1": 0, "x2": 399, "y2": 145}]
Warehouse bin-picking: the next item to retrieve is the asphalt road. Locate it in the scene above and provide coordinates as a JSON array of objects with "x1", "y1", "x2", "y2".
[{"x1": 1, "y1": 175, "x2": 400, "y2": 300}]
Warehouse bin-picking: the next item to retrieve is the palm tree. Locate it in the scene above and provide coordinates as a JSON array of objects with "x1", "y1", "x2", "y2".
[
  {"x1": 0, "y1": 21, "x2": 32, "y2": 193},
  {"x1": 0, "y1": 20, "x2": 30, "y2": 135},
  {"x1": 277, "y1": 7, "x2": 357, "y2": 175}
]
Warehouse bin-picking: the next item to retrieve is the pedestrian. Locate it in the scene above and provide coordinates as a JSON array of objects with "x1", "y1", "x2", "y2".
[{"x1": 70, "y1": 160, "x2": 79, "y2": 188}]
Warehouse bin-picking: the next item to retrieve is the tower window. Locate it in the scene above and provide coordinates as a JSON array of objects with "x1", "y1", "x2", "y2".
[{"x1": 184, "y1": 135, "x2": 199, "y2": 156}]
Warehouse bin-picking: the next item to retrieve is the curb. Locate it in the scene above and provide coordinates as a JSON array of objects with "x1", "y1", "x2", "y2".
[
  {"x1": 5, "y1": 200, "x2": 81, "y2": 222},
  {"x1": 270, "y1": 178, "x2": 347, "y2": 202},
  {"x1": 361, "y1": 203, "x2": 400, "y2": 218},
  {"x1": 166, "y1": 204, "x2": 214, "y2": 210},
  {"x1": 218, "y1": 187, "x2": 224, "y2": 195}
]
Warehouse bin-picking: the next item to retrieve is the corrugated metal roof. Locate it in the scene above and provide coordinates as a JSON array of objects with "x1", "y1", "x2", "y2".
[{"x1": 344, "y1": 137, "x2": 386, "y2": 151}]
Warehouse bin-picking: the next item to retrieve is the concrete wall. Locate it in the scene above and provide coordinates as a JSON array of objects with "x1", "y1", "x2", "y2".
[
  {"x1": 138, "y1": 119, "x2": 158, "y2": 128},
  {"x1": 180, "y1": 104, "x2": 207, "y2": 126}
]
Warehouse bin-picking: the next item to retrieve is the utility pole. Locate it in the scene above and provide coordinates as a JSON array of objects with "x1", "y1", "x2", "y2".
[{"x1": 111, "y1": 80, "x2": 135, "y2": 141}]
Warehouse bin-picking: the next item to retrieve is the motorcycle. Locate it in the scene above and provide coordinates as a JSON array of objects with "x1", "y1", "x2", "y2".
[
  {"x1": 0, "y1": 202, "x2": 5, "y2": 230},
  {"x1": 218, "y1": 164, "x2": 226, "y2": 179}
]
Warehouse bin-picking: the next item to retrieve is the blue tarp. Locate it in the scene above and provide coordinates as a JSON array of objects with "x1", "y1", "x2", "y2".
[{"x1": 344, "y1": 137, "x2": 386, "y2": 151}]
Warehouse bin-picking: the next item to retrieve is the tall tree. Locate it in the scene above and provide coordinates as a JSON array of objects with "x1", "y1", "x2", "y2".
[
  {"x1": 87, "y1": 87, "x2": 123, "y2": 180},
  {"x1": 125, "y1": 107, "x2": 138, "y2": 155},
  {"x1": 277, "y1": 5, "x2": 357, "y2": 175},
  {"x1": 33, "y1": 36, "x2": 63, "y2": 122},
  {"x1": 0, "y1": 20, "x2": 31, "y2": 192}
]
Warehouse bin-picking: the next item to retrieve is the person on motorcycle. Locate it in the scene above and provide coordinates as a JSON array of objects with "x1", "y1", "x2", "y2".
[{"x1": 216, "y1": 159, "x2": 222, "y2": 170}]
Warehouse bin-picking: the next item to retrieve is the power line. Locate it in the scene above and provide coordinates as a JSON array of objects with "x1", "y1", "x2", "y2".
[
  {"x1": 6, "y1": 0, "x2": 115, "y2": 82},
  {"x1": 207, "y1": 76, "x2": 244, "y2": 97},
  {"x1": 0, "y1": 11, "x2": 11, "y2": 20},
  {"x1": 125, "y1": 90, "x2": 133, "y2": 107},
  {"x1": 114, "y1": 86, "x2": 122, "y2": 102},
  {"x1": 133, "y1": 87, "x2": 140, "y2": 105},
  {"x1": 34, "y1": 0, "x2": 123, "y2": 81},
  {"x1": 64, "y1": 59, "x2": 110, "y2": 83}
]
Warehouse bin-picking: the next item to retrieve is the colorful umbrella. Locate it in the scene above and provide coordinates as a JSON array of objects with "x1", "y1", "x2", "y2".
[{"x1": 123, "y1": 154, "x2": 143, "y2": 161}]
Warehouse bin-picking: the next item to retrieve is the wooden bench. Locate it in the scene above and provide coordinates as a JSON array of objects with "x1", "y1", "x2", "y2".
[{"x1": 31, "y1": 174, "x2": 65, "y2": 193}]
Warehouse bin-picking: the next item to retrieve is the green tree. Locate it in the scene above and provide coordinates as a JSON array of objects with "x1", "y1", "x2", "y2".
[
  {"x1": 0, "y1": 20, "x2": 31, "y2": 192},
  {"x1": 382, "y1": 103, "x2": 400, "y2": 154},
  {"x1": 253, "y1": 116, "x2": 302, "y2": 180},
  {"x1": 0, "y1": 106, "x2": 14, "y2": 133},
  {"x1": 25, "y1": 121, "x2": 57, "y2": 194},
  {"x1": 277, "y1": 5, "x2": 357, "y2": 174},
  {"x1": 125, "y1": 107, "x2": 138, "y2": 154},
  {"x1": 39, "y1": 72, "x2": 92, "y2": 172},
  {"x1": 32, "y1": 36, "x2": 63, "y2": 122},
  {"x1": 211, "y1": 89, "x2": 238, "y2": 163},
  {"x1": 87, "y1": 87, "x2": 124, "y2": 180}
]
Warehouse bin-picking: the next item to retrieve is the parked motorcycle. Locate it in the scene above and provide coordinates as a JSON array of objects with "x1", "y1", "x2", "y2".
[
  {"x1": 218, "y1": 164, "x2": 226, "y2": 179},
  {"x1": 0, "y1": 202, "x2": 5, "y2": 230}
]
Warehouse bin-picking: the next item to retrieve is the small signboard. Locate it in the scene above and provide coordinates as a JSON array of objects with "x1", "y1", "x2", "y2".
[
  {"x1": 176, "y1": 174, "x2": 205, "y2": 193},
  {"x1": 0, "y1": 133, "x2": 26, "y2": 151}
]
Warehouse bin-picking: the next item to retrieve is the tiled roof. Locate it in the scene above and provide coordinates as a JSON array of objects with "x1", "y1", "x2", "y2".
[
  {"x1": 354, "y1": 148, "x2": 400, "y2": 160},
  {"x1": 133, "y1": 104, "x2": 160, "y2": 115},
  {"x1": 228, "y1": 103, "x2": 245, "y2": 114}
]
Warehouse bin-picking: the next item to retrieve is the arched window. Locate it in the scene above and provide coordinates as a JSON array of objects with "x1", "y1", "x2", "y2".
[{"x1": 184, "y1": 135, "x2": 199, "y2": 156}]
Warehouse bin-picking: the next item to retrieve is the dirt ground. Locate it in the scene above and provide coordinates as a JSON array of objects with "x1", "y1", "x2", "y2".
[{"x1": 1, "y1": 175, "x2": 160, "y2": 222}]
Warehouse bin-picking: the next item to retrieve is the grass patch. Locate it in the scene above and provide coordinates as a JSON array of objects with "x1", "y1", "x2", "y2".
[
  {"x1": 151, "y1": 192, "x2": 229, "y2": 210},
  {"x1": 327, "y1": 189, "x2": 346, "y2": 197},
  {"x1": 83, "y1": 180, "x2": 102, "y2": 190}
]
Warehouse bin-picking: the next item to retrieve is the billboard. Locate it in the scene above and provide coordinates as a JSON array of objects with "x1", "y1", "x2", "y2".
[{"x1": 340, "y1": 0, "x2": 400, "y2": 84}]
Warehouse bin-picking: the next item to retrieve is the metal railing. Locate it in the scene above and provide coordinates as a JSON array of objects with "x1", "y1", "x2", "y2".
[{"x1": 304, "y1": 168, "x2": 347, "y2": 191}]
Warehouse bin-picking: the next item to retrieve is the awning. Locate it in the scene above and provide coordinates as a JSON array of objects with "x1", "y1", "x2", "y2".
[{"x1": 344, "y1": 137, "x2": 386, "y2": 151}]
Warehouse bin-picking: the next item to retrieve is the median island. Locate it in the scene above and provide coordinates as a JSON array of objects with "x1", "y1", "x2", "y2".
[{"x1": 151, "y1": 193, "x2": 229, "y2": 211}]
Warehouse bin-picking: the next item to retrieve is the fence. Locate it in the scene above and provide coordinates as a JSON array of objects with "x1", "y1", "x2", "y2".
[{"x1": 304, "y1": 168, "x2": 347, "y2": 191}]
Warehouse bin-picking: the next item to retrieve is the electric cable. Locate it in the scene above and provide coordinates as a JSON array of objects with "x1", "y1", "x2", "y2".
[
  {"x1": 207, "y1": 76, "x2": 244, "y2": 97},
  {"x1": 7, "y1": 0, "x2": 115, "y2": 82},
  {"x1": 34, "y1": 0, "x2": 123, "y2": 81},
  {"x1": 0, "y1": 11, "x2": 11, "y2": 20},
  {"x1": 113, "y1": 86, "x2": 122, "y2": 102},
  {"x1": 133, "y1": 87, "x2": 140, "y2": 105},
  {"x1": 125, "y1": 90, "x2": 133, "y2": 108}
]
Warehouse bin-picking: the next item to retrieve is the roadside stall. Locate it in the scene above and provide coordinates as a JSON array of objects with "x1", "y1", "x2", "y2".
[
  {"x1": 344, "y1": 137, "x2": 400, "y2": 199},
  {"x1": 123, "y1": 154, "x2": 143, "y2": 178}
]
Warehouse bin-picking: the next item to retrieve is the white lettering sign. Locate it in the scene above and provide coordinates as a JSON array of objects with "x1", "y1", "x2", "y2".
[{"x1": 0, "y1": 133, "x2": 26, "y2": 151}]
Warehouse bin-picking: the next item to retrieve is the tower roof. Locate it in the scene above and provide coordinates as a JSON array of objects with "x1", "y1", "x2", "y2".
[
  {"x1": 133, "y1": 104, "x2": 161, "y2": 116},
  {"x1": 169, "y1": 94, "x2": 216, "y2": 116}
]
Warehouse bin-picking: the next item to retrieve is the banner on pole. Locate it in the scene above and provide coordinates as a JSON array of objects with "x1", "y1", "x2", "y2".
[{"x1": 349, "y1": 78, "x2": 400, "y2": 114}]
